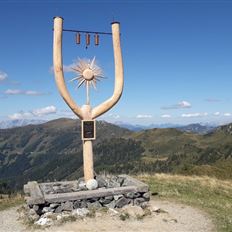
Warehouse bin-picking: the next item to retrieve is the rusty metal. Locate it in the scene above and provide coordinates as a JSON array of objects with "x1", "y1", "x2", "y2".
[
  {"x1": 94, "y1": 34, "x2": 99, "y2": 46},
  {"x1": 76, "y1": 33, "x2": 81, "y2": 44},
  {"x1": 86, "y1": 33, "x2": 90, "y2": 46}
]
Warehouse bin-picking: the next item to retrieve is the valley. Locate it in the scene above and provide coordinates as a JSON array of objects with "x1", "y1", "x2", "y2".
[{"x1": 0, "y1": 118, "x2": 231, "y2": 192}]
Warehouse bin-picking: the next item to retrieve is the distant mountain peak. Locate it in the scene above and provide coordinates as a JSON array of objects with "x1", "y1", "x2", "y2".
[{"x1": 0, "y1": 119, "x2": 47, "y2": 129}]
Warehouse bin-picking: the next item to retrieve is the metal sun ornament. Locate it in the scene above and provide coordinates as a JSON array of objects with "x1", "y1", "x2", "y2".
[{"x1": 70, "y1": 57, "x2": 104, "y2": 105}]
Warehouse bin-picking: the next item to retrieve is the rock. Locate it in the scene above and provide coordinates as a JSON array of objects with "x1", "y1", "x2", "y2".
[
  {"x1": 89, "y1": 197, "x2": 99, "y2": 203},
  {"x1": 115, "y1": 197, "x2": 130, "y2": 208},
  {"x1": 50, "y1": 203, "x2": 59, "y2": 209},
  {"x1": 56, "y1": 213, "x2": 71, "y2": 221},
  {"x1": 77, "y1": 177, "x2": 85, "y2": 183},
  {"x1": 114, "y1": 194, "x2": 123, "y2": 200},
  {"x1": 125, "y1": 192, "x2": 136, "y2": 199},
  {"x1": 122, "y1": 205, "x2": 144, "y2": 218},
  {"x1": 56, "y1": 215, "x2": 62, "y2": 221},
  {"x1": 108, "y1": 180, "x2": 120, "y2": 188},
  {"x1": 35, "y1": 217, "x2": 53, "y2": 226},
  {"x1": 42, "y1": 212, "x2": 54, "y2": 218},
  {"x1": 99, "y1": 196, "x2": 114, "y2": 205},
  {"x1": 33, "y1": 205, "x2": 39, "y2": 211},
  {"x1": 86, "y1": 179, "x2": 98, "y2": 190},
  {"x1": 60, "y1": 212, "x2": 71, "y2": 219},
  {"x1": 122, "y1": 178, "x2": 130, "y2": 187},
  {"x1": 152, "y1": 207, "x2": 167, "y2": 213},
  {"x1": 72, "y1": 208, "x2": 89, "y2": 217},
  {"x1": 105, "y1": 200, "x2": 116, "y2": 209},
  {"x1": 96, "y1": 176, "x2": 108, "y2": 188},
  {"x1": 61, "y1": 201, "x2": 73, "y2": 211},
  {"x1": 170, "y1": 218, "x2": 178, "y2": 223},
  {"x1": 117, "y1": 176, "x2": 125, "y2": 186},
  {"x1": 28, "y1": 208, "x2": 36, "y2": 215},
  {"x1": 55, "y1": 206, "x2": 62, "y2": 213},
  {"x1": 28, "y1": 209, "x2": 39, "y2": 221},
  {"x1": 133, "y1": 192, "x2": 141, "y2": 198},
  {"x1": 80, "y1": 200, "x2": 88, "y2": 208},
  {"x1": 134, "y1": 198, "x2": 145, "y2": 206},
  {"x1": 140, "y1": 202, "x2": 149, "y2": 209},
  {"x1": 42, "y1": 207, "x2": 52, "y2": 213},
  {"x1": 152, "y1": 206, "x2": 160, "y2": 212},
  {"x1": 87, "y1": 201, "x2": 102, "y2": 209},
  {"x1": 78, "y1": 181, "x2": 87, "y2": 190},
  {"x1": 143, "y1": 192, "x2": 150, "y2": 200},
  {"x1": 108, "y1": 208, "x2": 119, "y2": 216},
  {"x1": 73, "y1": 201, "x2": 81, "y2": 209}
]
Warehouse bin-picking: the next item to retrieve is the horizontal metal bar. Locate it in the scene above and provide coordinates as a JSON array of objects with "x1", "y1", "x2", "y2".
[{"x1": 63, "y1": 28, "x2": 112, "y2": 35}]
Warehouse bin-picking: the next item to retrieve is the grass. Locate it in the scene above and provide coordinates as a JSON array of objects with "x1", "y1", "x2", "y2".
[
  {"x1": 119, "y1": 212, "x2": 130, "y2": 221},
  {"x1": 139, "y1": 173, "x2": 232, "y2": 232},
  {"x1": 0, "y1": 193, "x2": 24, "y2": 211}
]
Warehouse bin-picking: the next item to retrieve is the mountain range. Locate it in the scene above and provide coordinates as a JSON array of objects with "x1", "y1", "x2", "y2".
[
  {"x1": 0, "y1": 119, "x2": 216, "y2": 134},
  {"x1": 115, "y1": 121, "x2": 216, "y2": 134},
  {"x1": 0, "y1": 119, "x2": 46, "y2": 129},
  {"x1": 0, "y1": 118, "x2": 231, "y2": 191}
]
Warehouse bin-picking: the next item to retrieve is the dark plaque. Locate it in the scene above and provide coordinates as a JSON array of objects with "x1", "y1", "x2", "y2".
[{"x1": 82, "y1": 120, "x2": 96, "y2": 140}]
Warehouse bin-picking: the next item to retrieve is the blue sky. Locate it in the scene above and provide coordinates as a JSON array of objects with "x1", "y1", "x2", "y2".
[{"x1": 0, "y1": 0, "x2": 232, "y2": 125}]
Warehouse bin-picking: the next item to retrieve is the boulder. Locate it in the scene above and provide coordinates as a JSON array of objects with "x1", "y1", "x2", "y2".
[
  {"x1": 61, "y1": 201, "x2": 73, "y2": 211},
  {"x1": 115, "y1": 197, "x2": 130, "y2": 208},
  {"x1": 122, "y1": 205, "x2": 144, "y2": 218}
]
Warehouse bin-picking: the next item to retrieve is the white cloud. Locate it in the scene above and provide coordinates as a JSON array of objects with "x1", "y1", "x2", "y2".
[
  {"x1": 213, "y1": 112, "x2": 220, "y2": 116},
  {"x1": 161, "y1": 114, "x2": 171, "y2": 118},
  {"x1": 161, "y1": 100, "x2": 191, "y2": 110},
  {"x1": 8, "y1": 112, "x2": 32, "y2": 120},
  {"x1": 136, "y1": 114, "x2": 152, "y2": 118},
  {"x1": 4, "y1": 89, "x2": 46, "y2": 96},
  {"x1": 50, "y1": 63, "x2": 76, "y2": 73},
  {"x1": 224, "y1": 113, "x2": 231, "y2": 117},
  {"x1": 63, "y1": 64, "x2": 76, "y2": 72},
  {"x1": 32, "y1": 106, "x2": 57, "y2": 116},
  {"x1": 107, "y1": 113, "x2": 120, "y2": 119},
  {"x1": 4, "y1": 89, "x2": 22, "y2": 94},
  {"x1": 181, "y1": 112, "x2": 208, "y2": 118},
  {"x1": 178, "y1": 101, "x2": 191, "y2": 108},
  {"x1": 0, "y1": 71, "x2": 7, "y2": 81},
  {"x1": 8, "y1": 105, "x2": 57, "y2": 120},
  {"x1": 182, "y1": 113, "x2": 200, "y2": 118},
  {"x1": 25, "y1": 90, "x2": 44, "y2": 96}
]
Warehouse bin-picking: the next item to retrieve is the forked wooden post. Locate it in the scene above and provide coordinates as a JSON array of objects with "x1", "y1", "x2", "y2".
[{"x1": 53, "y1": 17, "x2": 123, "y2": 188}]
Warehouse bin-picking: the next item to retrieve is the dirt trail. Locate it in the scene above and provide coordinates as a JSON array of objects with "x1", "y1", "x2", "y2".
[{"x1": 0, "y1": 200, "x2": 215, "y2": 232}]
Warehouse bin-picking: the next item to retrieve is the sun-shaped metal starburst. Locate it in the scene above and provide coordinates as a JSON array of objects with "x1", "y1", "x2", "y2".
[
  {"x1": 70, "y1": 57, "x2": 104, "y2": 89},
  {"x1": 70, "y1": 57, "x2": 105, "y2": 105}
]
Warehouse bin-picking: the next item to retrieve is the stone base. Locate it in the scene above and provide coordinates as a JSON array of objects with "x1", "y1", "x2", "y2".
[{"x1": 24, "y1": 175, "x2": 150, "y2": 216}]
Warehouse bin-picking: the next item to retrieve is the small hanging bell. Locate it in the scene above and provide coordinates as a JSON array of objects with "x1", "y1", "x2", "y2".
[
  {"x1": 94, "y1": 34, "x2": 99, "y2": 46},
  {"x1": 76, "y1": 33, "x2": 81, "y2": 44},
  {"x1": 86, "y1": 33, "x2": 90, "y2": 47}
]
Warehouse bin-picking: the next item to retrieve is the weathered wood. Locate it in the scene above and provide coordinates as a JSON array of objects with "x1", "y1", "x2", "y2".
[
  {"x1": 24, "y1": 181, "x2": 45, "y2": 205},
  {"x1": 120, "y1": 175, "x2": 149, "y2": 192},
  {"x1": 23, "y1": 183, "x2": 30, "y2": 195},
  {"x1": 44, "y1": 186, "x2": 138, "y2": 203},
  {"x1": 24, "y1": 175, "x2": 149, "y2": 204},
  {"x1": 43, "y1": 175, "x2": 149, "y2": 203}
]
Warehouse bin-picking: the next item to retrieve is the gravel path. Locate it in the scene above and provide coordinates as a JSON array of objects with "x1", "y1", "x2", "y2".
[
  {"x1": 0, "y1": 207, "x2": 26, "y2": 232},
  {"x1": 0, "y1": 200, "x2": 215, "y2": 232}
]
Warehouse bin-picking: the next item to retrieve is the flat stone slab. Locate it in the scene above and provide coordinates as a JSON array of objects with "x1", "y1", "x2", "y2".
[{"x1": 24, "y1": 175, "x2": 149, "y2": 205}]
